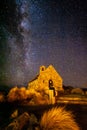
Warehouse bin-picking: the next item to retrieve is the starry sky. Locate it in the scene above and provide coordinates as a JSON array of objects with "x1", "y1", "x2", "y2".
[{"x1": 0, "y1": 0, "x2": 87, "y2": 88}]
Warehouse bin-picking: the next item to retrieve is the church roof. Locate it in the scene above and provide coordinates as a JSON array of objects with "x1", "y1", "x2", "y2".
[{"x1": 29, "y1": 65, "x2": 62, "y2": 83}]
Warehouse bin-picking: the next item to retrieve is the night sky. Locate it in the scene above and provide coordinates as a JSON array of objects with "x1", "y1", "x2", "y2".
[{"x1": 0, "y1": 0, "x2": 87, "y2": 88}]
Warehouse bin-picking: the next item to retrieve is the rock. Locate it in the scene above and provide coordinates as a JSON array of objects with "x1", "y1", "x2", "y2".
[
  {"x1": 27, "y1": 114, "x2": 39, "y2": 130},
  {"x1": 5, "y1": 112, "x2": 30, "y2": 130}
]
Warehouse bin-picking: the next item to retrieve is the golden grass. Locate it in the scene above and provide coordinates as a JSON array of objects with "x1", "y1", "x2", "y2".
[{"x1": 40, "y1": 107, "x2": 80, "y2": 130}]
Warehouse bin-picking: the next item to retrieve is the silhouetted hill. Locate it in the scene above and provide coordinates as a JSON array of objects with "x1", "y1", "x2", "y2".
[{"x1": 0, "y1": 85, "x2": 10, "y2": 94}]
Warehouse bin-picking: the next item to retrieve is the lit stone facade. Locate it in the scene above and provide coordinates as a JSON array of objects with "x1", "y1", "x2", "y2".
[{"x1": 28, "y1": 65, "x2": 63, "y2": 93}]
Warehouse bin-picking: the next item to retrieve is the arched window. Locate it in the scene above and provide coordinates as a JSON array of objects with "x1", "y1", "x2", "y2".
[
  {"x1": 49, "y1": 79, "x2": 53, "y2": 89},
  {"x1": 40, "y1": 66, "x2": 46, "y2": 73},
  {"x1": 42, "y1": 67, "x2": 44, "y2": 71}
]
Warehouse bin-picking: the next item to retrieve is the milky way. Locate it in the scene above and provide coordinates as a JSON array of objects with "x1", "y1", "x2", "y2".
[
  {"x1": 0, "y1": 0, "x2": 87, "y2": 87},
  {"x1": 0, "y1": 0, "x2": 34, "y2": 86}
]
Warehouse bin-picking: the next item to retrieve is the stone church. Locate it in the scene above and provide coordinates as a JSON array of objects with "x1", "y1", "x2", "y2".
[{"x1": 28, "y1": 65, "x2": 63, "y2": 95}]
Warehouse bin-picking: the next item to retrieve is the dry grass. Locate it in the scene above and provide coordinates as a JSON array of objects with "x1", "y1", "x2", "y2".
[{"x1": 40, "y1": 107, "x2": 80, "y2": 130}]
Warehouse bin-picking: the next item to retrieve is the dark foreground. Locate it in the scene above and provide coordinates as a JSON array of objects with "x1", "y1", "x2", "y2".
[{"x1": 0, "y1": 102, "x2": 87, "y2": 130}]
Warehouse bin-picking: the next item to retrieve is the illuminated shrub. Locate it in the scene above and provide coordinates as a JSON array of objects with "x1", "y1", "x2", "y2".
[
  {"x1": 7, "y1": 86, "x2": 27, "y2": 102},
  {"x1": 71, "y1": 88, "x2": 84, "y2": 95},
  {"x1": 0, "y1": 92, "x2": 5, "y2": 102}
]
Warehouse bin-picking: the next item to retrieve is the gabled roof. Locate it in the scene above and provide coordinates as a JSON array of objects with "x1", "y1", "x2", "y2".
[
  {"x1": 29, "y1": 74, "x2": 39, "y2": 83},
  {"x1": 29, "y1": 65, "x2": 62, "y2": 83},
  {"x1": 40, "y1": 65, "x2": 62, "y2": 80}
]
